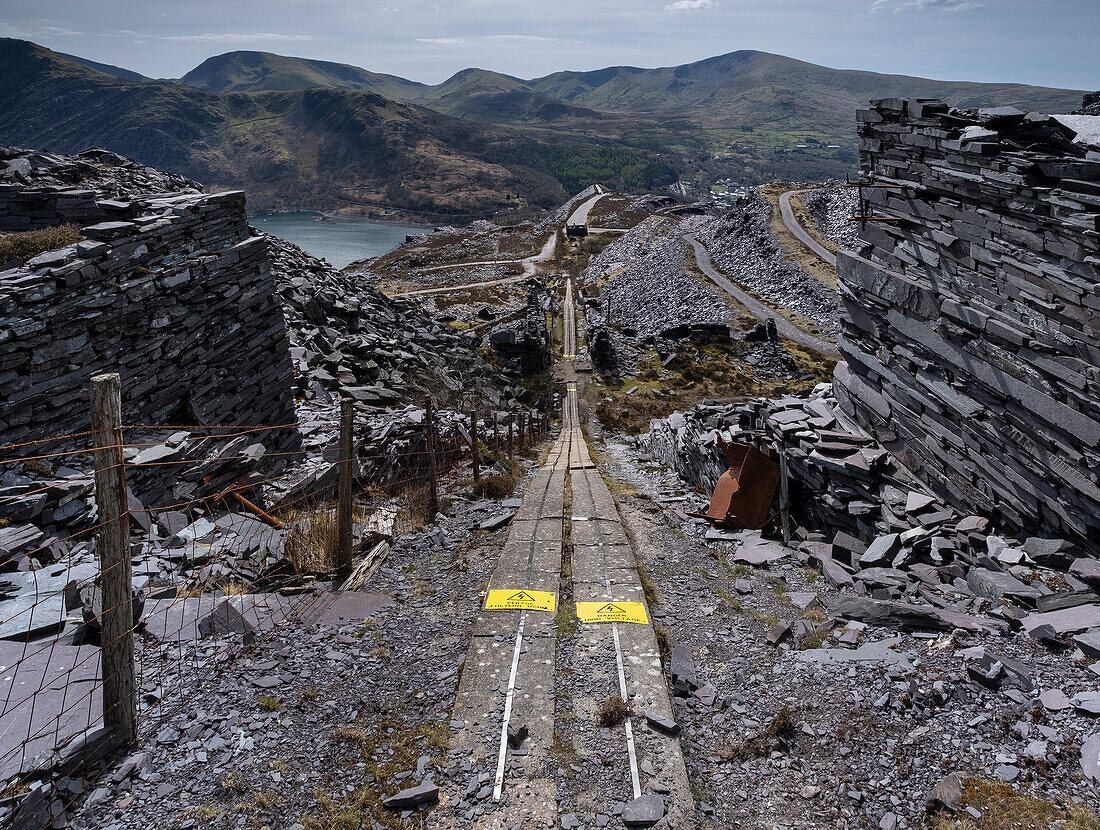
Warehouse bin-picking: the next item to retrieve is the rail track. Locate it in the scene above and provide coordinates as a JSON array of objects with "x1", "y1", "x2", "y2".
[{"x1": 448, "y1": 278, "x2": 690, "y2": 827}]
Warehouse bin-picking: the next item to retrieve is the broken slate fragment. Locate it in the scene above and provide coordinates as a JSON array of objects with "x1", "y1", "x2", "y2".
[
  {"x1": 828, "y1": 595, "x2": 955, "y2": 632},
  {"x1": 643, "y1": 710, "x2": 681, "y2": 736},
  {"x1": 198, "y1": 600, "x2": 255, "y2": 639},
  {"x1": 1039, "y1": 689, "x2": 1073, "y2": 711},
  {"x1": 905, "y1": 491, "x2": 936, "y2": 513},
  {"x1": 859, "y1": 533, "x2": 901, "y2": 568},
  {"x1": 1075, "y1": 630, "x2": 1100, "y2": 660},
  {"x1": 507, "y1": 723, "x2": 528, "y2": 749},
  {"x1": 925, "y1": 772, "x2": 964, "y2": 809},
  {"x1": 1082, "y1": 733, "x2": 1100, "y2": 783},
  {"x1": 382, "y1": 780, "x2": 439, "y2": 809},
  {"x1": 669, "y1": 645, "x2": 698, "y2": 695},
  {"x1": 479, "y1": 512, "x2": 514, "y2": 532},
  {"x1": 1069, "y1": 558, "x2": 1100, "y2": 591},
  {"x1": 1073, "y1": 692, "x2": 1100, "y2": 716}
]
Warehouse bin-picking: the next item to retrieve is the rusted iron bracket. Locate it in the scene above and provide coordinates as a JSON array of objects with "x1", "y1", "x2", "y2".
[{"x1": 843, "y1": 173, "x2": 906, "y2": 229}]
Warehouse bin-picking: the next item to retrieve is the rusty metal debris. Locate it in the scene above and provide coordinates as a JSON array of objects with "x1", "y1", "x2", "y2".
[{"x1": 706, "y1": 438, "x2": 781, "y2": 529}]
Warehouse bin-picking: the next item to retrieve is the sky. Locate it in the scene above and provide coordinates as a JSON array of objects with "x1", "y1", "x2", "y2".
[{"x1": 1, "y1": 0, "x2": 1096, "y2": 90}]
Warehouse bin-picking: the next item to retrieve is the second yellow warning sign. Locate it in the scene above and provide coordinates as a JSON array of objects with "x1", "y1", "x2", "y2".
[
  {"x1": 484, "y1": 589, "x2": 557, "y2": 612},
  {"x1": 575, "y1": 601, "x2": 649, "y2": 624}
]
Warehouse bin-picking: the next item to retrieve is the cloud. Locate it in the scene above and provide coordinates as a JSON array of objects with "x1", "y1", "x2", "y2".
[
  {"x1": 416, "y1": 34, "x2": 557, "y2": 47},
  {"x1": 152, "y1": 32, "x2": 316, "y2": 44},
  {"x1": 417, "y1": 37, "x2": 472, "y2": 46},
  {"x1": 870, "y1": 0, "x2": 983, "y2": 12},
  {"x1": 485, "y1": 35, "x2": 556, "y2": 43},
  {"x1": 664, "y1": 0, "x2": 717, "y2": 11},
  {"x1": 0, "y1": 20, "x2": 82, "y2": 38}
]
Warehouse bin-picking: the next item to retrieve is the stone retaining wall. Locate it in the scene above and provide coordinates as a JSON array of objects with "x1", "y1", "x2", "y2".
[
  {"x1": 834, "y1": 99, "x2": 1099, "y2": 553},
  {"x1": 0, "y1": 189, "x2": 299, "y2": 449}
]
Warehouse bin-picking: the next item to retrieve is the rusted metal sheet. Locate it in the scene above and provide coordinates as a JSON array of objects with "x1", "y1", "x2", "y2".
[{"x1": 706, "y1": 439, "x2": 780, "y2": 529}]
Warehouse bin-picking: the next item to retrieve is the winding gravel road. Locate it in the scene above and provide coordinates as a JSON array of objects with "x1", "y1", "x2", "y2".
[
  {"x1": 684, "y1": 234, "x2": 838, "y2": 355},
  {"x1": 778, "y1": 188, "x2": 837, "y2": 267}
]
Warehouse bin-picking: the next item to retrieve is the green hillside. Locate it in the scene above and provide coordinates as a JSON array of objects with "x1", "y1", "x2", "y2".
[
  {"x1": 0, "y1": 39, "x2": 674, "y2": 218},
  {"x1": 528, "y1": 50, "x2": 1084, "y2": 129},
  {"x1": 180, "y1": 50, "x2": 427, "y2": 100},
  {"x1": 57, "y1": 52, "x2": 150, "y2": 83},
  {"x1": 410, "y1": 68, "x2": 600, "y2": 122},
  {"x1": 1, "y1": 39, "x2": 1087, "y2": 211}
]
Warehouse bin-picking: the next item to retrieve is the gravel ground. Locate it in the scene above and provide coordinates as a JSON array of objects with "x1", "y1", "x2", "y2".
[
  {"x1": 596, "y1": 426, "x2": 1100, "y2": 830},
  {"x1": 66, "y1": 467, "x2": 538, "y2": 830},
  {"x1": 690, "y1": 194, "x2": 839, "y2": 334}
]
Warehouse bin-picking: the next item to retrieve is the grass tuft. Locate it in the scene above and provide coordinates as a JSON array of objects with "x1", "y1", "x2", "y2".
[
  {"x1": 282, "y1": 508, "x2": 339, "y2": 575},
  {"x1": 595, "y1": 694, "x2": 631, "y2": 727},
  {"x1": 0, "y1": 224, "x2": 82, "y2": 264}
]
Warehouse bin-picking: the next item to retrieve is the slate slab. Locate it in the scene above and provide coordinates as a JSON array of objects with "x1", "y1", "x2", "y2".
[
  {"x1": 1082, "y1": 733, "x2": 1100, "y2": 782},
  {"x1": 1022, "y1": 604, "x2": 1100, "y2": 636},
  {"x1": 623, "y1": 794, "x2": 665, "y2": 826}
]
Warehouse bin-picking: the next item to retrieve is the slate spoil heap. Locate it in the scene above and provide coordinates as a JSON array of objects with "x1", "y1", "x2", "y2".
[
  {"x1": 691, "y1": 191, "x2": 840, "y2": 333},
  {"x1": 0, "y1": 146, "x2": 200, "y2": 234},
  {"x1": 833, "y1": 98, "x2": 1100, "y2": 555},
  {"x1": 583, "y1": 215, "x2": 738, "y2": 340},
  {"x1": 270, "y1": 235, "x2": 515, "y2": 410},
  {"x1": 802, "y1": 183, "x2": 861, "y2": 252}
]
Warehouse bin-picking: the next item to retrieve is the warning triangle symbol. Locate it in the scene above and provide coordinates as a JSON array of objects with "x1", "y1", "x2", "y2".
[
  {"x1": 508, "y1": 591, "x2": 535, "y2": 601},
  {"x1": 598, "y1": 603, "x2": 623, "y2": 614}
]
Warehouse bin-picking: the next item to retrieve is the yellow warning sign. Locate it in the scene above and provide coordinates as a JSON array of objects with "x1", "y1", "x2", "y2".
[
  {"x1": 485, "y1": 589, "x2": 557, "y2": 612},
  {"x1": 575, "y1": 601, "x2": 649, "y2": 624}
]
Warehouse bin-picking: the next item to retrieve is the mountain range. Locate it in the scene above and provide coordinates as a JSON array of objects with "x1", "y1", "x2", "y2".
[{"x1": 0, "y1": 38, "x2": 1084, "y2": 219}]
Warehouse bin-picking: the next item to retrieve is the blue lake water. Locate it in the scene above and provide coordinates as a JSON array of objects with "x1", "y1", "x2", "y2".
[{"x1": 250, "y1": 212, "x2": 426, "y2": 269}]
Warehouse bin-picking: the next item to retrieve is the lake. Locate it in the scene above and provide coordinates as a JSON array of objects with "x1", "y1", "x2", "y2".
[{"x1": 250, "y1": 211, "x2": 426, "y2": 269}]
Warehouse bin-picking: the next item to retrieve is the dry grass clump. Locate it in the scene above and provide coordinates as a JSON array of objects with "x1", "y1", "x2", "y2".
[
  {"x1": 716, "y1": 704, "x2": 795, "y2": 760},
  {"x1": 283, "y1": 508, "x2": 339, "y2": 575},
  {"x1": 595, "y1": 694, "x2": 631, "y2": 727},
  {"x1": 393, "y1": 484, "x2": 451, "y2": 534},
  {"x1": 932, "y1": 779, "x2": 1100, "y2": 830},
  {"x1": 472, "y1": 460, "x2": 522, "y2": 500},
  {"x1": 303, "y1": 718, "x2": 448, "y2": 830},
  {"x1": 0, "y1": 224, "x2": 82, "y2": 264}
]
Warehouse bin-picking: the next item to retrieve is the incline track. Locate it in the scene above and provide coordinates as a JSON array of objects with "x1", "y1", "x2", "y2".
[{"x1": 448, "y1": 279, "x2": 690, "y2": 828}]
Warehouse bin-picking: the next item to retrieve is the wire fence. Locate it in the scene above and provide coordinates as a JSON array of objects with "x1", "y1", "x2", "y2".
[{"x1": 0, "y1": 384, "x2": 552, "y2": 826}]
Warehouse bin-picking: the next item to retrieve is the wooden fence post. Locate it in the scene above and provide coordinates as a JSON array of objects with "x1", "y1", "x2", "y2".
[
  {"x1": 425, "y1": 398, "x2": 439, "y2": 517},
  {"x1": 508, "y1": 413, "x2": 514, "y2": 458},
  {"x1": 470, "y1": 410, "x2": 480, "y2": 483},
  {"x1": 90, "y1": 372, "x2": 136, "y2": 749},
  {"x1": 518, "y1": 411, "x2": 525, "y2": 452},
  {"x1": 337, "y1": 398, "x2": 354, "y2": 576}
]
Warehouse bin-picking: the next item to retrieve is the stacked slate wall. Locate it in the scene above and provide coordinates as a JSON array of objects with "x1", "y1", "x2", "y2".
[
  {"x1": 834, "y1": 98, "x2": 1099, "y2": 554},
  {"x1": 0, "y1": 190, "x2": 299, "y2": 449}
]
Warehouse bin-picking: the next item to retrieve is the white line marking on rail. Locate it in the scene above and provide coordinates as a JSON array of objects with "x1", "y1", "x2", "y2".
[
  {"x1": 614, "y1": 620, "x2": 643, "y2": 800},
  {"x1": 493, "y1": 609, "x2": 527, "y2": 801}
]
